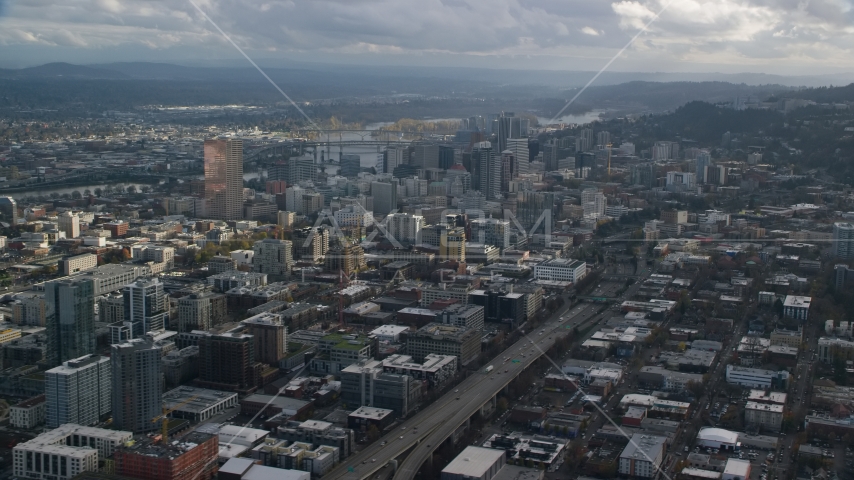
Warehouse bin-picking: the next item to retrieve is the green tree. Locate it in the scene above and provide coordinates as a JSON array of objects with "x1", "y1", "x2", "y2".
[{"x1": 366, "y1": 424, "x2": 380, "y2": 442}]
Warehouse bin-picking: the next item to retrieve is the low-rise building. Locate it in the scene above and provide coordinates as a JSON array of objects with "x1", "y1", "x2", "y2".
[
  {"x1": 347, "y1": 406, "x2": 395, "y2": 431},
  {"x1": 770, "y1": 328, "x2": 802, "y2": 348},
  {"x1": 13, "y1": 424, "x2": 133, "y2": 480},
  {"x1": 406, "y1": 323, "x2": 480, "y2": 366},
  {"x1": 817, "y1": 336, "x2": 854, "y2": 363},
  {"x1": 441, "y1": 446, "x2": 506, "y2": 480},
  {"x1": 618, "y1": 434, "x2": 667, "y2": 478},
  {"x1": 59, "y1": 253, "x2": 98, "y2": 276},
  {"x1": 162, "y1": 386, "x2": 239, "y2": 423},
  {"x1": 484, "y1": 433, "x2": 566, "y2": 471},
  {"x1": 10, "y1": 394, "x2": 46, "y2": 429},
  {"x1": 383, "y1": 353, "x2": 458, "y2": 387},
  {"x1": 744, "y1": 402, "x2": 784, "y2": 432},
  {"x1": 782, "y1": 295, "x2": 811, "y2": 322},
  {"x1": 722, "y1": 459, "x2": 751, "y2": 480},
  {"x1": 114, "y1": 431, "x2": 218, "y2": 480},
  {"x1": 533, "y1": 258, "x2": 587, "y2": 283},
  {"x1": 725, "y1": 365, "x2": 789, "y2": 390}
]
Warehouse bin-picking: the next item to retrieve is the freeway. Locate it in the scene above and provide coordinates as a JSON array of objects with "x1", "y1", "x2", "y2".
[{"x1": 324, "y1": 295, "x2": 612, "y2": 480}]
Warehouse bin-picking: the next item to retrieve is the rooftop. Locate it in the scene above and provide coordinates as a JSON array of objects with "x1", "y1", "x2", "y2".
[
  {"x1": 745, "y1": 402, "x2": 784, "y2": 413},
  {"x1": 620, "y1": 434, "x2": 667, "y2": 461},
  {"x1": 349, "y1": 406, "x2": 394, "y2": 420},
  {"x1": 163, "y1": 386, "x2": 237, "y2": 414},
  {"x1": 747, "y1": 390, "x2": 787, "y2": 404},
  {"x1": 119, "y1": 431, "x2": 216, "y2": 460},
  {"x1": 783, "y1": 295, "x2": 811, "y2": 308},
  {"x1": 723, "y1": 459, "x2": 751, "y2": 477},
  {"x1": 442, "y1": 446, "x2": 506, "y2": 476}
]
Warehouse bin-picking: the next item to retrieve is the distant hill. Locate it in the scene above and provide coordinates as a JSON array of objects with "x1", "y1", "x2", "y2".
[
  {"x1": 562, "y1": 81, "x2": 793, "y2": 113},
  {"x1": 780, "y1": 83, "x2": 854, "y2": 103},
  {"x1": 0, "y1": 62, "x2": 129, "y2": 80},
  {"x1": 646, "y1": 101, "x2": 783, "y2": 144}
]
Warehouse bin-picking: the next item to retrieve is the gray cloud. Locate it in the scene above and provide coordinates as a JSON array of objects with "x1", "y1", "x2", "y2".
[{"x1": 0, "y1": 0, "x2": 851, "y2": 73}]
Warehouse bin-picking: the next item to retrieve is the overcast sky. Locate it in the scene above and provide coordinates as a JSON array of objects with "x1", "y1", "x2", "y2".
[{"x1": 1, "y1": 0, "x2": 853, "y2": 75}]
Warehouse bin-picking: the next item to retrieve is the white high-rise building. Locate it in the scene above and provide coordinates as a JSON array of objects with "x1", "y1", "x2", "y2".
[
  {"x1": 45, "y1": 354, "x2": 111, "y2": 428},
  {"x1": 834, "y1": 222, "x2": 854, "y2": 260},
  {"x1": 505, "y1": 138, "x2": 529, "y2": 177},
  {"x1": 57, "y1": 211, "x2": 80, "y2": 238},
  {"x1": 385, "y1": 213, "x2": 425, "y2": 243},
  {"x1": 384, "y1": 146, "x2": 406, "y2": 173},
  {"x1": 581, "y1": 189, "x2": 606, "y2": 217}
]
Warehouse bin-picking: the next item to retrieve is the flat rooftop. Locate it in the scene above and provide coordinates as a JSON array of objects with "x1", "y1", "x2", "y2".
[
  {"x1": 349, "y1": 406, "x2": 394, "y2": 420},
  {"x1": 442, "y1": 446, "x2": 506, "y2": 477}
]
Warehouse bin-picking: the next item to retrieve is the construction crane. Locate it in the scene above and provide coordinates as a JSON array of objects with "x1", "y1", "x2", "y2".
[{"x1": 152, "y1": 395, "x2": 199, "y2": 444}]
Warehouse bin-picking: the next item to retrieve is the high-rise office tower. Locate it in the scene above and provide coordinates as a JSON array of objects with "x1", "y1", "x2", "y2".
[
  {"x1": 252, "y1": 239, "x2": 294, "y2": 277},
  {"x1": 45, "y1": 278, "x2": 95, "y2": 367},
  {"x1": 696, "y1": 151, "x2": 711, "y2": 183},
  {"x1": 472, "y1": 142, "x2": 500, "y2": 201},
  {"x1": 384, "y1": 146, "x2": 407, "y2": 174},
  {"x1": 496, "y1": 113, "x2": 529, "y2": 153},
  {"x1": 196, "y1": 332, "x2": 259, "y2": 394},
  {"x1": 111, "y1": 338, "x2": 162, "y2": 433},
  {"x1": 0, "y1": 196, "x2": 17, "y2": 226},
  {"x1": 411, "y1": 143, "x2": 439, "y2": 169},
  {"x1": 438, "y1": 146, "x2": 455, "y2": 170},
  {"x1": 339, "y1": 154, "x2": 361, "y2": 177},
  {"x1": 204, "y1": 138, "x2": 243, "y2": 221},
  {"x1": 57, "y1": 211, "x2": 80, "y2": 238},
  {"x1": 631, "y1": 163, "x2": 656, "y2": 187},
  {"x1": 505, "y1": 138, "x2": 529, "y2": 177},
  {"x1": 372, "y1": 180, "x2": 398, "y2": 215},
  {"x1": 501, "y1": 151, "x2": 514, "y2": 192},
  {"x1": 834, "y1": 222, "x2": 854, "y2": 260},
  {"x1": 123, "y1": 278, "x2": 167, "y2": 338},
  {"x1": 517, "y1": 191, "x2": 554, "y2": 232},
  {"x1": 243, "y1": 313, "x2": 287, "y2": 366},
  {"x1": 45, "y1": 354, "x2": 111, "y2": 428},
  {"x1": 288, "y1": 156, "x2": 317, "y2": 184}
]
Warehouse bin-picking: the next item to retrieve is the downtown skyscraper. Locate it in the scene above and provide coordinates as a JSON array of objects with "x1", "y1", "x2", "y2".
[
  {"x1": 45, "y1": 278, "x2": 95, "y2": 367},
  {"x1": 122, "y1": 278, "x2": 167, "y2": 338},
  {"x1": 111, "y1": 337, "x2": 162, "y2": 433},
  {"x1": 472, "y1": 141, "x2": 500, "y2": 201},
  {"x1": 204, "y1": 138, "x2": 243, "y2": 221}
]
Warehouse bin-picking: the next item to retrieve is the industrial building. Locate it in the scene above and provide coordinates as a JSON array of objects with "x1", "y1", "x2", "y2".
[
  {"x1": 162, "y1": 386, "x2": 239, "y2": 423},
  {"x1": 441, "y1": 446, "x2": 507, "y2": 480}
]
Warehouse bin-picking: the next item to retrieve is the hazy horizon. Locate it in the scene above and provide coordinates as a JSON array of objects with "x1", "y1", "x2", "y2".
[{"x1": 1, "y1": 0, "x2": 853, "y2": 79}]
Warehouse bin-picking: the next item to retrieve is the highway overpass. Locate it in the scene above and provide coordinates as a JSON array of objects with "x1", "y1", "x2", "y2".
[{"x1": 322, "y1": 299, "x2": 610, "y2": 480}]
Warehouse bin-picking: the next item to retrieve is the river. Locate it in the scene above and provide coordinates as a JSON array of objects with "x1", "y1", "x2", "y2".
[{"x1": 5, "y1": 115, "x2": 606, "y2": 199}]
